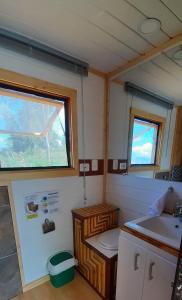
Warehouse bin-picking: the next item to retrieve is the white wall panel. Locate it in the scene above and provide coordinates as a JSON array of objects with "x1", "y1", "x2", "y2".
[
  {"x1": 12, "y1": 176, "x2": 103, "y2": 284},
  {"x1": 108, "y1": 82, "x2": 129, "y2": 159},
  {"x1": 0, "y1": 47, "x2": 104, "y2": 284}
]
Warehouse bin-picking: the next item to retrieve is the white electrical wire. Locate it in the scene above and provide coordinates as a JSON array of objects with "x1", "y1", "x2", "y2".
[
  {"x1": 80, "y1": 74, "x2": 87, "y2": 206},
  {"x1": 127, "y1": 93, "x2": 134, "y2": 166},
  {"x1": 165, "y1": 107, "x2": 173, "y2": 157}
]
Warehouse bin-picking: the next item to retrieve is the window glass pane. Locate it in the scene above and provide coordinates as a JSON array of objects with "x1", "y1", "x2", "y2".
[
  {"x1": 0, "y1": 88, "x2": 69, "y2": 168},
  {"x1": 131, "y1": 118, "x2": 159, "y2": 165}
]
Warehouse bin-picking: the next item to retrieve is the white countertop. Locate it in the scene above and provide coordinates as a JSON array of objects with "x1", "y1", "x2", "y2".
[{"x1": 125, "y1": 213, "x2": 182, "y2": 250}]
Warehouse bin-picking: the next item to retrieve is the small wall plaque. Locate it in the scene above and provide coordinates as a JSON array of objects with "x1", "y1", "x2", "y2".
[{"x1": 42, "y1": 218, "x2": 55, "y2": 234}]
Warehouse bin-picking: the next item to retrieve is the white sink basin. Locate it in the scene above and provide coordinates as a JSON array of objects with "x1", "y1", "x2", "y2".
[{"x1": 125, "y1": 213, "x2": 182, "y2": 250}]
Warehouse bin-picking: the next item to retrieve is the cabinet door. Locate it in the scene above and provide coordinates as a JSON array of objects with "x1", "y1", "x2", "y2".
[
  {"x1": 116, "y1": 236, "x2": 146, "y2": 300},
  {"x1": 142, "y1": 252, "x2": 176, "y2": 300}
]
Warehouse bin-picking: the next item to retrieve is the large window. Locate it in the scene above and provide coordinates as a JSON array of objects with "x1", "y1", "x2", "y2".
[
  {"x1": 0, "y1": 83, "x2": 72, "y2": 170},
  {"x1": 129, "y1": 108, "x2": 165, "y2": 170}
]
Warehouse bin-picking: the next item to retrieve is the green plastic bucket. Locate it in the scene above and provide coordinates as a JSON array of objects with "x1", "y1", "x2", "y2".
[{"x1": 48, "y1": 251, "x2": 75, "y2": 288}]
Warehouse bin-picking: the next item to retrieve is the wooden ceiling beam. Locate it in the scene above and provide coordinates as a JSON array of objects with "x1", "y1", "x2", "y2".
[
  {"x1": 89, "y1": 67, "x2": 107, "y2": 79},
  {"x1": 112, "y1": 78, "x2": 124, "y2": 86},
  {"x1": 89, "y1": 67, "x2": 125, "y2": 85},
  {"x1": 107, "y1": 32, "x2": 182, "y2": 80}
]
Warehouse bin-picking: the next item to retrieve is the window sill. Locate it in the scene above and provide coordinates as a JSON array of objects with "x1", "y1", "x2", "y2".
[
  {"x1": 0, "y1": 167, "x2": 79, "y2": 181},
  {"x1": 128, "y1": 165, "x2": 160, "y2": 172}
]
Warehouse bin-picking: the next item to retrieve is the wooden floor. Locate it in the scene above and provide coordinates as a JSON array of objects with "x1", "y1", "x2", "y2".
[{"x1": 12, "y1": 273, "x2": 102, "y2": 300}]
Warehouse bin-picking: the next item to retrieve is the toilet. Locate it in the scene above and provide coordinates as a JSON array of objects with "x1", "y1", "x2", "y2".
[
  {"x1": 97, "y1": 228, "x2": 120, "y2": 251},
  {"x1": 86, "y1": 227, "x2": 120, "y2": 257}
]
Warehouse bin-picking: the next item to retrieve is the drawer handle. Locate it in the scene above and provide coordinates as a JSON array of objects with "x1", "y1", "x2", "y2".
[
  {"x1": 134, "y1": 253, "x2": 140, "y2": 271},
  {"x1": 149, "y1": 262, "x2": 155, "y2": 280}
]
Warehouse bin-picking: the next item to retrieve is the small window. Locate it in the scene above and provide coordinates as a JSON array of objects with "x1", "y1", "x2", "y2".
[
  {"x1": 0, "y1": 84, "x2": 71, "y2": 170},
  {"x1": 129, "y1": 108, "x2": 165, "y2": 170},
  {"x1": 131, "y1": 117, "x2": 159, "y2": 165}
]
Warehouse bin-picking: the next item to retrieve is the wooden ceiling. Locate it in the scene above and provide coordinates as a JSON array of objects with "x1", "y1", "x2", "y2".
[
  {"x1": 0, "y1": 0, "x2": 182, "y2": 72},
  {"x1": 0, "y1": 0, "x2": 182, "y2": 103},
  {"x1": 118, "y1": 44, "x2": 182, "y2": 104}
]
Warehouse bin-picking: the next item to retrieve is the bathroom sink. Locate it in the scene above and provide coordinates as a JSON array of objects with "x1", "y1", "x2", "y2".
[{"x1": 125, "y1": 213, "x2": 182, "y2": 250}]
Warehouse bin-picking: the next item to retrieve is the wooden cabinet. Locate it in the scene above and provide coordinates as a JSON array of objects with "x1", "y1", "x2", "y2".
[
  {"x1": 116, "y1": 233, "x2": 177, "y2": 300},
  {"x1": 72, "y1": 204, "x2": 119, "y2": 300},
  {"x1": 171, "y1": 106, "x2": 182, "y2": 166},
  {"x1": 142, "y1": 252, "x2": 176, "y2": 300},
  {"x1": 116, "y1": 237, "x2": 146, "y2": 300}
]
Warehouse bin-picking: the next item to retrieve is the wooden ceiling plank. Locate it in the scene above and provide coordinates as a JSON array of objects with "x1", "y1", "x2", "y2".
[
  {"x1": 160, "y1": 0, "x2": 182, "y2": 22},
  {"x1": 165, "y1": 47, "x2": 182, "y2": 69},
  {"x1": 58, "y1": 0, "x2": 138, "y2": 60},
  {"x1": 108, "y1": 33, "x2": 182, "y2": 80},
  {"x1": 92, "y1": 0, "x2": 168, "y2": 45},
  {"x1": 121, "y1": 64, "x2": 181, "y2": 102},
  {"x1": 126, "y1": 0, "x2": 182, "y2": 37},
  {"x1": 153, "y1": 54, "x2": 182, "y2": 81},
  {"x1": 141, "y1": 60, "x2": 182, "y2": 84},
  {"x1": 0, "y1": 3, "x2": 129, "y2": 72}
]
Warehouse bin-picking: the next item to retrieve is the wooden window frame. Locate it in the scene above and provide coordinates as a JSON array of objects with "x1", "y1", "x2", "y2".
[
  {"x1": 128, "y1": 108, "x2": 166, "y2": 172},
  {"x1": 0, "y1": 68, "x2": 79, "y2": 180}
]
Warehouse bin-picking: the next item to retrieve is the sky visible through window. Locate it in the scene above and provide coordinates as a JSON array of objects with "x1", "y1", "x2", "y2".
[
  {"x1": 131, "y1": 118, "x2": 159, "y2": 165},
  {"x1": 0, "y1": 89, "x2": 69, "y2": 169}
]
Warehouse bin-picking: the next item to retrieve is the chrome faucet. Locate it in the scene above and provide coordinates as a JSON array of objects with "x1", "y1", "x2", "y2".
[{"x1": 173, "y1": 202, "x2": 182, "y2": 222}]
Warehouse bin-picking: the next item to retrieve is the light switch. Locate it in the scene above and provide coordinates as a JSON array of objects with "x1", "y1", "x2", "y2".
[
  {"x1": 92, "y1": 160, "x2": 98, "y2": 171},
  {"x1": 119, "y1": 162, "x2": 127, "y2": 170},
  {"x1": 113, "y1": 159, "x2": 118, "y2": 170}
]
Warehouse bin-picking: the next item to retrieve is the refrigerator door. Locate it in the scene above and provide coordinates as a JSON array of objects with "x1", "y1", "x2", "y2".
[{"x1": 172, "y1": 238, "x2": 182, "y2": 300}]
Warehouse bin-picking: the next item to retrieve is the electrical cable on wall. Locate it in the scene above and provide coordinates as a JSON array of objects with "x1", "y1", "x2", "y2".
[
  {"x1": 165, "y1": 107, "x2": 173, "y2": 157},
  {"x1": 126, "y1": 93, "x2": 134, "y2": 167},
  {"x1": 81, "y1": 74, "x2": 87, "y2": 206}
]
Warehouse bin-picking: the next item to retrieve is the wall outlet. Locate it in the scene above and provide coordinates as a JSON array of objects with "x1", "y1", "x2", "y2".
[
  {"x1": 80, "y1": 163, "x2": 84, "y2": 172},
  {"x1": 92, "y1": 160, "x2": 98, "y2": 171},
  {"x1": 119, "y1": 162, "x2": 127, "y2": 170},
  {"x1": 84, "y1": 163, "x2": 90, "y2": 172},
  {"x1": 80, "y1": 163, "x2": 90, "y2": 172},
  {"x1": 113, "y1": 159, "x2": 118, "y2": 170}
]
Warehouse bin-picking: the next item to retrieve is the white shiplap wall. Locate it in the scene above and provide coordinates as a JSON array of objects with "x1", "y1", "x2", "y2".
[{"x1": 107, "y1": 174, "x2": 182, "y2": 224}]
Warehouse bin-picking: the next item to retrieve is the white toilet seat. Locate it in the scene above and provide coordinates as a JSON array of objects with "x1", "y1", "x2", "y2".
[{"x1": 97, "y1": 228, "x2": 120, "y2": 251}]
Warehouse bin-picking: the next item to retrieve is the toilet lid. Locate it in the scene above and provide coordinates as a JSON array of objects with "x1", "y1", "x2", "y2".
[{"x1": 98, "y1": 228, "x2": 120, "y2": 250}]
